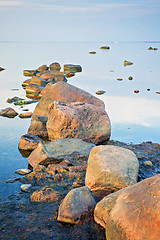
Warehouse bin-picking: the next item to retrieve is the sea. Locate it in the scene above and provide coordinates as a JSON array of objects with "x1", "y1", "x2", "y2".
[{"x1": 0, "y1": 41, "x2": 160, "y2": 198}]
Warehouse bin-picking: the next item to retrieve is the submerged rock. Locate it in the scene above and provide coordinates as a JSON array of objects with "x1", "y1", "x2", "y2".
[
  {"x1": 64, "y1": 64, "x2": 82, "y2": 72},
  {"x1": 33, "y1": 82, "x2": 105, "y2": 117},
  {"x1": 57, "y1": 186, "x2": 96, "y2": 224},
  {"x1": 85, "y1": 145, "x2": 139, "y2": 198},
  {"x1": 14, "y1": 99, "x2": 37, "y2": 105},
  {"x1": 18, "y1": 133, "x2": 42, "y2": 151},
  {"x1": 47, "y1": 101, "x2": 111, "y2": 144},
  {"x1": 27, "y1": 138, "x2": 95, "y2": 168},
  {"x1": 94, "y1": 174, "x2": 160, "y2": 240},
  {"x1": 0, "y1": 107, "x2": 18, "y2": 118}
]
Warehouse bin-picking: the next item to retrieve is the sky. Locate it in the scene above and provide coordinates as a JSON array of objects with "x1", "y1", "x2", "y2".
[{"x1": 0, "y1": 0, "x2": 160, "y2": 41}]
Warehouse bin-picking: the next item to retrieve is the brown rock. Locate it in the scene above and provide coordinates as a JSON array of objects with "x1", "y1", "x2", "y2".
[
  {"x1": 19, "y1": 112, "x2": 32, "y2": 118},
  {"x1": 18, "y1": 134, "x2": 42, "y2": 151},
  {"x1": 0, "y1": 107, "x2": 18, "y2": 118},
  {"x1": 47, "y1": 101, "x2": 111, "y2": 144},
  {"x1": 89, "y1": 51, "x2": 96, "y2": 54},
  {"x1": 36, "y1": 64, "x2": 48, "y2": 72},
  {"x1": 22, "y1": 79, "x2": 31, "y2": 88},
  {"x1": 64, "y1": 71, "x2": 75, "y2": 78},
  {"x1": 25, "y1": 84, "x2": 44, "y2": 94},
  {"x1": 96, "y1": 90, "x2": 106, "y2": 95},
  {"x1": 23, "y1": 70, "x2": 36, "y2": 76},
  {"x1": 64, "y1": 64, "x2": 82, "y2": 72},
  {"x1": 30, "y1": 187, "x2": 59, "y2": 202},
  {"x1": 85, "y1": 145, "x2": 139, "y2": 199},
  {"x1": 33, "y1": 82, "x2": 105, "y2": 117},
  {"x1": 94, "y1": 174, "x2": 160, "y2": 240},
  {"x1": 39, "y1": 71, "x2": 52, "y2": 80},
  {"x1": 30, "y1": 76, "x2": 47, "y2": 87},
  {"x1": 100, "y1": 46, "x2": 110, "y2": 49},
  {"x1": 0, "y1": 67, "x2": 5, "y2": 72},
  {"x1": 124, "y1": 60, "x2": 133, "y2": 66},
  {"x1": 134, "y1": 90, "x2": 139, "y2": 93},
  {"x1": 50, "y1": 70, "x2": 67, "y2": 83}
]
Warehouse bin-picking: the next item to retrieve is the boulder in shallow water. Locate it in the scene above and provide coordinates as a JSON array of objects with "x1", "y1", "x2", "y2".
[
  {"x1": 14, "y1": 169, "x2": 32, "y2": 175},
  {"x1": 0, "y1": 107, "x2": 18, "y2": 118},
  {"x1": 36, "y1": 64, "x2": 48, "y2": 72},
  {"x1": 85, "y1": 145, "x2": 139, "y2": 198},
  {"x1": 47, "y1": 101, "x2": 111, "y2": 144},
  {"x1": 23, "y1": 70, "x2": 36, "y2": 76},
  {"x1": 33, "y1": 81, "x2": 105, "y2": 117},
  {"x1": 18, "y1": 133, "x2": 42, "y2": 151},
  {"x1": 94, "y1": 174, "x2": 160, "y2": 240},
  {"x1": 57, "y1": 186, "x2": 96, "y2": 224},
  {"x1": 27, "y1": 138, "x2": 95, "y2": 168}
]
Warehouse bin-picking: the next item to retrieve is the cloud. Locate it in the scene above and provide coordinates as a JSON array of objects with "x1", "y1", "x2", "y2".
[
  {"x1": 0, "y1": 1, "x2": 24, "y2": 7},
  {"x1": 101, "y1": 95, "x2": 160, "y2": 128}
]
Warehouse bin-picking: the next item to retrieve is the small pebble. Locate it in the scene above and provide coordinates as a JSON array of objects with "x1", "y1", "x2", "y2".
[
  {"x1": 128, "y1": 76, "x2": 133, "y2": 80},
  {"x1": 134, "y1": 90, "x2": 139, "y2": 93},
  {"x1": 89, "y1": 51, "x2": 96, "y2": 54},
  {"x1": 20, "y1": 184, "x2": 32, "y2": 192},
  {"x1": 143, "y1": 161, "x2": 153, "y2": 167},
  {"x1": 156, "y1": 91, "x2": 160, "y2": 94},
  {"x1": 96, "y1": 90, "x2": 106, "y2": 95},
  {"x1": 147, "y1": 89, "x2": 150, "y2": 91},
  {"x1": 14, "y1": 169, "x2": 32, "y2": 175},
  {"x1": 117, "y1": 78, "x2": 123, "y2": 81}
]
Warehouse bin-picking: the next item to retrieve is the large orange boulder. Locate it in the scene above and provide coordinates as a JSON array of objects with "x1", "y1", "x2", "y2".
[
  {"x1": 94, "y1": 174, "x2": 160, "y2": 240},
  {"x1": 33, "y1": 82, "x2": 105, "y2": 117},
  {"x1": 47, "y1": 101, "x2": 110, "y2": 144}
]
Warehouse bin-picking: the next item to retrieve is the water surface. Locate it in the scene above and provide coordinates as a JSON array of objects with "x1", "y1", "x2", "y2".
[{"x1": 0, "y1": 41, "x2": 160, "y2": 197}]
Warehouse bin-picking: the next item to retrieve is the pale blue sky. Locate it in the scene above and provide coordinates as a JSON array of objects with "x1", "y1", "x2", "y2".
[{"x1": 0, "y1": 0, "x2": 160, "y2": 41}]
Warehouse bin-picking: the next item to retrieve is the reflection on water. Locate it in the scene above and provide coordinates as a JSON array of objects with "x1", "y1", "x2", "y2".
[{"x1": 0, "y1": 41, "x2": 160, "y2": 196}]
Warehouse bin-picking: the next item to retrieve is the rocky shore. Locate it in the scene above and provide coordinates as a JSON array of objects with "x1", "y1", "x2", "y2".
[{"x1": 0, "y1": 63, "x2": 160, "y2": 240}]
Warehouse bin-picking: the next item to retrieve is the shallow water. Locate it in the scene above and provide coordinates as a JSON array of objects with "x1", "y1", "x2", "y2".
[{"x1": 0, "y1": 41, "x2": 160, "y2": 197}]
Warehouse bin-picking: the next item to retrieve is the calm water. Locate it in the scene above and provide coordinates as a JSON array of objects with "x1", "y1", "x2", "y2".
[{"x1": 0, "y1": 41, "x2": 160, "y2": 197}]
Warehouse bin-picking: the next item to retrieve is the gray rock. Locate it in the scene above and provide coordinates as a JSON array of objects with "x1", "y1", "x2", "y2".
[
  {"x1": 28, "y1": 138, "x2": 95, "y2": 168},
  {"x1": 20, "y1": 184, "x2": 32, "y2": 192},
  {"x1": 0, "y1": 67, "x2": 5, "y2": 72},
  {"x1": 14, "y1": 169, "x2": 32, "y2": 175},
  {"x1": 85, "y1": 145, "x2": 139, "y2": 198},
  {"x1": 57, "y1": 186, "x2": 96, "y2": 224}
]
